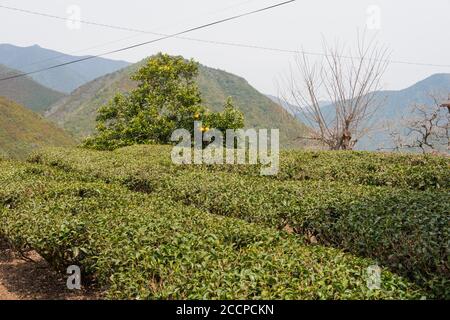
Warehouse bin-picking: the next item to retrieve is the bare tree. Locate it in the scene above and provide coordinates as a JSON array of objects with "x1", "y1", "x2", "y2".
[
  {"x1": 386, "y1": 94, "x2": 450, "y2": 155},
  {"x1": 283, "y1": 31, "x2": 390, "y2": 150}
]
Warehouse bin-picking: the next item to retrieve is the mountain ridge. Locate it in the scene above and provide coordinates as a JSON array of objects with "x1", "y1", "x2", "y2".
[
  {"x1": 0, "y1": 43, "x2": 131, "y2": 93},
  {"x1": 0, "y1": 64, "x2": 65, "y2": 113},
  {"x1": 0, "y1": 96, "x2": 76, "y2": 159}
]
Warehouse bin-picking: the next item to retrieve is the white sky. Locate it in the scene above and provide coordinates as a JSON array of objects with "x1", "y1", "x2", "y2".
[{"x1": 0, "y1": 0, "x2": 449, "y2": 95}]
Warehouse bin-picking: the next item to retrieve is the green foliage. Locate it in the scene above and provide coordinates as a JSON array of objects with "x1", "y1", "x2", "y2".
[
  {"x1": 46, "y1": 57, "x2": 309, "y2": 148},
  {"x1": 83, "y1": 53, "x2": 244, "y2": 150},
  {"x1": 277, "y1": 150, "x2": 450, "y2": 190},
  {"x1": 205, "y1": 97, "x2": 245, "y2": 133},
  {"x1": 30, "y1": 145, "x2": 450, "y2": 298},
  {"x1": 202, "y1": 149, "x2": 450, "y2": 190},
  {"x1": 0, "y1": 161, "x2": 422, "y2": 299}
]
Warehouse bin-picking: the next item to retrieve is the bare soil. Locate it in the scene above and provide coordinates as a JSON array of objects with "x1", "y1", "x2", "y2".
[{"x1": 0, "y1": 239, "x2": 98, "y2": 300}]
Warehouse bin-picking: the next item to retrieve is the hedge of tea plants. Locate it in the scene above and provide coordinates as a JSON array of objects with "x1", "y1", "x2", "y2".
[
  {"x1": 276, "y1": 150, "x2": 449, "y2": 190},
  {"x1": 0, "y1": 161, "x2": 423, "y2": 299},
  {"x1": 201, "y1": 149, "x2": 450, "y2": 190},
  {"x1": 29, "y1": 147, "x2": 450, "y2": 298},
  {"x1": 30, "y1": 145, "x2": 450, "y2": 190},
  {"x1": 91, "y1": 145, "x2": 450, "y2": 190}
]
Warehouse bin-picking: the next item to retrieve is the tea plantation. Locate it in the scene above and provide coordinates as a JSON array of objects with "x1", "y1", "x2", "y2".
[{"x1": 1, "y1": 145, "x2": 449, "y2": 299}]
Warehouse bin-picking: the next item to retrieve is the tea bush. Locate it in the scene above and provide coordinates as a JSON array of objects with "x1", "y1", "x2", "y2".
[
  {"x1": 274, "y1": 150, "x2": 450, "y2": 190},
  {"x1": 200, "y1": 149, "x2": 450, "y2": 190},
  {"x1": 30, "y1": 146, "x2": 450, "y2": 298},
  {"x1": 72, "y1": 144, "x2": 450, "y2": 190},
  {"x1": 0, "y1": 161, "x2": 423, "y2": 299}
]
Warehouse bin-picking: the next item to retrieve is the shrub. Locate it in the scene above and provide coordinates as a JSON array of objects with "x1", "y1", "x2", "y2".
[
  {"x1": 275, "y1": 150, "x2": 450, "y2": 190},
  {"x1": 0, "y1": 162, "x2": 422, "y2": 299},
  {"x1": 196, "y1": 149, "x2": 450, "y2": 190},
  {"x1": 30, "y1": 146, "x2": 450, "y2": 298},
  {"x1": 74, "y1": 145, "x2": 450, "y2": 190}
]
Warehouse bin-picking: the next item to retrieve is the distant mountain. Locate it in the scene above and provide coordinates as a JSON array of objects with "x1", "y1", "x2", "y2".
[
  {"x1": 372, "y1": 73, "x2": 450, "y2": 119},
  {"x1": 265, "y1": 94, "x2": 300, "y2": 115},
  {"x1": 46, "y1": 59, "x2": 311, "y2": 149},
  {"x1": 0, "y1": 64, "x2": 65, "y2": 113},
  {"x1": 266, "y1": 94, "x2": 331, "y2": 117},
  {"x1": 0, "y1": 96, "x2": 76, "y2": 160},
  {"x1": 318, "y1": 73, "x2": 450, "y2": 150},
  {"x1": 0, "y1": 44, "x2": 130, "y2": 93}
]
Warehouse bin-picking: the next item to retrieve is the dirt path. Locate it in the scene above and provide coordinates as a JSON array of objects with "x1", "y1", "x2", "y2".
[{"x1": 0, "y1": 239, "x2": 97, "y2": 300}]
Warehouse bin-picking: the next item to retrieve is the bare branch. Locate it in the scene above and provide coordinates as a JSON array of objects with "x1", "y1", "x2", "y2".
[
  {"x1": 283, "y1": 31, "x2": 390, "y2": 150},
  {"x1": 385, "y1": 92, "x2": 450, "y2": 155}
]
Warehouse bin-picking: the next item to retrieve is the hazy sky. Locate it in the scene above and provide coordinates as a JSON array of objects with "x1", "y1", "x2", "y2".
[{"x1": 1, "y1": 0, "x2": 449, "y2": 95}]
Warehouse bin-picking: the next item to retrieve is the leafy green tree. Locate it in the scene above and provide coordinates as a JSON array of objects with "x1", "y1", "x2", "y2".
[
  {"x1": 83, "y1": 53, "x2": 244, "y2": 150},
  {"x1": 205, "y1": 97, "x2": 244, "y2": 132}
]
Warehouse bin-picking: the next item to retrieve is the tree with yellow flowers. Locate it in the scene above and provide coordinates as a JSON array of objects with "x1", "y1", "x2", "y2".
[{"x1": 84, "y1": 53, "x2": 244, "y2": 150}]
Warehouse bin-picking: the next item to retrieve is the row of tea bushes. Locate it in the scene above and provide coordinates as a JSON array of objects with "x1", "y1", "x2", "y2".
[
  {"x1": 271, "y1": 150, "x2": 449, "y2": 190},
  {"x1": 30, "y1": 147, "x2": 450, "y2": 298},
  {"x1": 32, "y1": 146, "x2": 450, "y2": 190},
  {"x1": 93, "y1": 145, "x2": 450, "y2": 190},
  {"x1": 0, "y1": 161, "x2": 423, "y2": 299}
]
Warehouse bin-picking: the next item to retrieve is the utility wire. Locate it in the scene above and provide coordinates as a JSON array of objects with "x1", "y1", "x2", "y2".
[
  {"x1": 146, "y1": 0, "x2": 259, "y2": 33},
  {"x1": 0, "y1": 0, "x2": 296, "y2": 82},
  {"x1": 0, "y1": 0, "x2": 259, "y2": 72},
  {"x1": 0, "y1": 0, "x2": 449, "y2": 80},
  {"x1": 1, "y1": 2, "x2": 450, "y2": 69}
]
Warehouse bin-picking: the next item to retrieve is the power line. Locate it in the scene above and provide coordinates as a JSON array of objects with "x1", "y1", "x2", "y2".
[
  {"x1": 144, "y1": 0, "x2": 259, "y2": 34},
  {"x1": 170, "y1": 38, "x2": 450, "y2": 69},
  {"x1": 0, "y1": 0, "x2": 296, "y2": 82},
  {"x1": 0, "y1": 0, "x2": 449, "y2": 78},
  {"x1": 0, "y1": 0, "x2": 259, "y2": 72},
  {"x1": 0, "y1": 1, "x2": 257, "y2": 40},
  {"x1": 0, "y1": 3, "x2": 262, "y2": 72}
]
